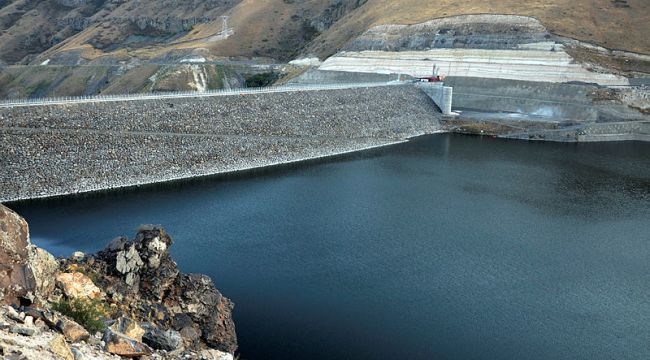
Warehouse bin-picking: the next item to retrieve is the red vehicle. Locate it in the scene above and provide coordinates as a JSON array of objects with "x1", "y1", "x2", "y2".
[
  {"x1": 417, "y1": 64, "x2": 444, "y2": 82},
  {"x1": 417, "y1": 75, "x2": 444, "y2": 82}
]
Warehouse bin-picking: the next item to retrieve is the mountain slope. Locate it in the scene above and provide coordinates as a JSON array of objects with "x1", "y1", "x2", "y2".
[
  {"x1": 307, "y1": 0, "x2": 649, "y2": 58},
  {"x1": 1, "y1": 0, "x2": 647, "y2": 65}
]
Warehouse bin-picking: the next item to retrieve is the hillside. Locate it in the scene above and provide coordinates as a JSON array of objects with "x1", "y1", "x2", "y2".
[
  {"x1": 308, "y1": 0, "x2": 650, "y2": 58},
  {"x1": 0, "y1": 0, "x2": 648, "y2": 66}
]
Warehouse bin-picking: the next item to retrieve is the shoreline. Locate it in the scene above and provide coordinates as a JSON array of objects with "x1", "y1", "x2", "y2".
[
  {"x1": 7, "y1": 126, "x2": 649, "y2": 204},
  {"x1": 0, "y1": 85, "x2": 444, "y2": 204},
  {"x1": 3, "y1": 135, "x2": 423, "y2": 204}
]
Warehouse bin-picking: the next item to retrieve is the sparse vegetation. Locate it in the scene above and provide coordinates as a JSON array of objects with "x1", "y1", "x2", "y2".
[
  {"x1": 207, "y1": 65, "x2": 225, "y2": 89},
  {"x1": 25, "y1": 80, "x2": 51, "y2": 97},
  {"x1": 52, "y1": 298, "x2": 113, "y2": 333},
  {"x1": 245, "y1": 72, "x2": 280, "y2": 88}
]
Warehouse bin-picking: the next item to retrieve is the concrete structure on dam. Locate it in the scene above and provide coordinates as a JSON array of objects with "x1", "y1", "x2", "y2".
[
  {"x1": 0, "y1": 84, "x2": 443, "y2": 202},
  {"x1": 417, "y1": 82, "x2": 453, "y2": 115}
]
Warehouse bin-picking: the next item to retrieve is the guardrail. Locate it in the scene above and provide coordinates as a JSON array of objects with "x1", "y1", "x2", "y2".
[{"x1": 0, "y1": 82, "x2": 402, "y2": 108}]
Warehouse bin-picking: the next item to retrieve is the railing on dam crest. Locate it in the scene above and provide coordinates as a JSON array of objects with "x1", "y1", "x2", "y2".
[{"x1": 0, "y1": 82, "x2": 407, "y2": 108}]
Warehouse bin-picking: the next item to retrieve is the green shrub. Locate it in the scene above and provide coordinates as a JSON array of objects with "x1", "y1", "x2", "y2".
[
  {"x1": 52, "y1": 298, "x2": 110, "y2": 333},
  {"x1": 245, "y1": 72, "x2": 280, "y2": 88}
]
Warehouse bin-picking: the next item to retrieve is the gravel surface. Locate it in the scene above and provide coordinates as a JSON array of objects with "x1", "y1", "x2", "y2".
[{"x1": 0, "y1": 85, "x2": 442, "y2": 201}]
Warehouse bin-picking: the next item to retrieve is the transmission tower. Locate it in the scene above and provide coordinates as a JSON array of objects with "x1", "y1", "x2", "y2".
[{"x1": 221, "y1": 16, "x2": 229, "y2": 35}]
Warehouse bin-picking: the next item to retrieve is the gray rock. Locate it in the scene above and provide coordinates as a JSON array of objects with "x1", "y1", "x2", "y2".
[
  {"x1": 0, "y1": 205, "x2": 37, "y2": 305},
  {"x1": 200, "y1": 349, "x2": 234, "y2": 360},
  {"x1": 103, "y1": 327, "x2": 152, "y2": 357},
  {"x1": 115, "y1": 244, "x2": 143, "y2": 286},
  {"x1": 106, "y1": 236, "x2": 127, "y2": 252},
  {"x1": 10, "y1": 325, "x2": 36, "y2": 336},
  {"x1": 172, "y1": 313, "x2": 193, "y2": 330},
  {"x1": 70, "y1": 347, "x2": 85, "y2": 360},
  {"x1": 5, "y1": 305, "x2": 23, "y2": 322},
  {"x1": 27, "y1": 247, "x2": 59, "y2": 303},
  {"x1": 179, "y1": 326, "x2": 200, "y2": 343},
  {"x1": 143, "y1": 327, "x2": 183, "y2": 351}
]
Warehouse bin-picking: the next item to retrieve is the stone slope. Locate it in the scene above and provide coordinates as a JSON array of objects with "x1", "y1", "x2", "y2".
[
  {"x1": 1, "y1": 0, "x2": 648, "y2": 67},
  {"x1": 344, "y1": 15, "x2": 550, "y2": 52},
  {"x1": 0, "y1": 85, "x2": 442, "y2": 202},
  {"x1": 317, "y1": 15, "x2": 639, "y2": 85}
]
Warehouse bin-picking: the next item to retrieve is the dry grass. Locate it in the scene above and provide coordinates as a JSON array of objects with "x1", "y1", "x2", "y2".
[
  {"x1": 308, "y1": 0, "x2": 649, "y2": 58},
  {"x1": 565, "y1": 45, "x2": 650, "y2": 75},
  {"x1": 16, "y1": 0, "x2": 650, "y2": 65}
]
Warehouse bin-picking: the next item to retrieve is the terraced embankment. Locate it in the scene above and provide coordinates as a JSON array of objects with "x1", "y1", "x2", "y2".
[
  {"x1": 318, "y1": 15, "x2": 643, "y2": 85},
  {"x1": 0, "y1": 85, "x2": 441, "y2": 202}
]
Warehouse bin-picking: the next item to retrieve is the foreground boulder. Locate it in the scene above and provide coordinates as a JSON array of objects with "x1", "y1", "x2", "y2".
[
  {"x1": 103, "y1": 327, "x2": 152, "y2": 357},
  {"x1": 0, "y1": 204, "x2": 36, "y2": 305},
  {"x1": 48, "y1": 334, "x2": 74, "y2": 360},
  {"x1": 143, "y1": 327, "x2": 183, "y2": 351},
  {"x1": 28, "y1": 248, "x2": 59, "y2": 303},
  {"x1": 72, "y1": 225, "x2": 238, "y2": 353},
  {"x1": 109, "y1": 317, "x2": 145, "y2": 342},
  {"x1": 55, "y1": 272, "x2": 103, "y2": 300}
]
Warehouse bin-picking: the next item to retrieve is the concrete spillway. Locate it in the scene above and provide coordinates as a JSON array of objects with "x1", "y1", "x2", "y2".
[{"x1": 0, "y1": 85, "x2": 442, "y2": 202}]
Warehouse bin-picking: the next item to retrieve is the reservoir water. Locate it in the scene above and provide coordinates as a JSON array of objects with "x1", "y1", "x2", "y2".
[{"x1": 9, "y1": 134, "x2": 650, "y2": 360}]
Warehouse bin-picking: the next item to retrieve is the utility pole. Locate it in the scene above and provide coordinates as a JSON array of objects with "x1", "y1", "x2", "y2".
[{"x1": 221, "y1": 16, "x2": 229, "y2": 35}]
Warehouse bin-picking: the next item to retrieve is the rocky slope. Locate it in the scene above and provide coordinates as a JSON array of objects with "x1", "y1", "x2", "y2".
[
  {"x1": 317, "y1": 14, "x2": 646, "y2": 85},
  {"x1": 0, "y1": 203, "x2": 237, "y2": 359},
  {"x1": 1, "y1": 0, "x2": 648, "y2": 100},
  {"x1": 306, "y1": 0, "x2": 650, "y2": 59},
  {"x1": 0, "y1": 85, "x2": 442, "y2": 202},
  {"x1": 0, "y1": 0, "x2": 366, "y2": 65},
  {"x1": 0, "y1": 63, "x2": 247, "y2": 99},
  {"x1": 1, "y1": 0, "x2": 648, "y2": 66},
  {"x1": 0, "y1": 0, "x2": 237, "y2": 64}
]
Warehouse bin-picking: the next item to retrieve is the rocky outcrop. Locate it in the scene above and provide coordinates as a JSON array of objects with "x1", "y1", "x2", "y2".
[
  {"x1": 109, "y1": 316, "x2": 145, "y2": 341},
  {"x1": 0, "y1": 204, "x2": 36, "y2": 306},
  {"x1": 0, "y1": 205, "x2": 238, "y2": 358},
  {"x1": 55, "y1": 272, "x2": 103, "y2": 300},
  {"x1": 56, "y1": 17, "x2": 92, "y2": 31},
  {"x1": 102, "y1": 327, "x2": 153, "y2": 357},
  {"x1": 48, "y1": 334, "x2": 75, "y2": 360},
  {"x1": 28, "y1": 247, "x2": 59, "y2": 303},
  {"x1": 310, "y1": 0, "x2": 367, "y2": 32},
  {"x1": 345, "y1": 15, "x2": 552, "y2": 52},
  {"x1": 83, "y1": 225, "x2": 238, "y2": 353},
  {"x1": 130, "y1": 17, "x2": 214, "y2": 33}
]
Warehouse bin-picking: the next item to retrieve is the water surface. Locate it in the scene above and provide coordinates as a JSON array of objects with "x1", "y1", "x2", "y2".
[{"x1": 10, "y1": 134, "x2": 650, "y2": 359}]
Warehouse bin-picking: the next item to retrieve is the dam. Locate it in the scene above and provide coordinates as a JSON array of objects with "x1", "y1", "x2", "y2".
[{"x1": 0, "y1": 83, "x2": 443, "y2": 202}]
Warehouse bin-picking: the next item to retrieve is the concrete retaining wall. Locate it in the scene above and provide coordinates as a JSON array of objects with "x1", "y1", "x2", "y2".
[
  {"x1": 416, "y1": 82, "x2": 453, "y2": 115},
  {"x1": 443, "y1": 76, "x2": 600, "y2": 121},
  {"x1": 318, "y1": 49, "x2": 630, "y2": 86},
  {"x1": 445, "y1": 76, "x2": 649, "y2": 123}
]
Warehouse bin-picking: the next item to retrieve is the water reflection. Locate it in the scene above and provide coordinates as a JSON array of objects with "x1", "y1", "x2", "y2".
[{"x1": 8, "y1": 134, "x2": 650, "y2": 360}]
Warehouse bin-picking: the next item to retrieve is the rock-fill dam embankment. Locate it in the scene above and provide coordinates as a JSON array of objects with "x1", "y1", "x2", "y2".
[{"x1": 0, "y1": 85, "x2": 442, "y2": 202}]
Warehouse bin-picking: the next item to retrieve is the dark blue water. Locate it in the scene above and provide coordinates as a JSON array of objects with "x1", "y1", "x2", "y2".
[{"x1": 9, "y1": 134, "x2": 650, "y2": 359}]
